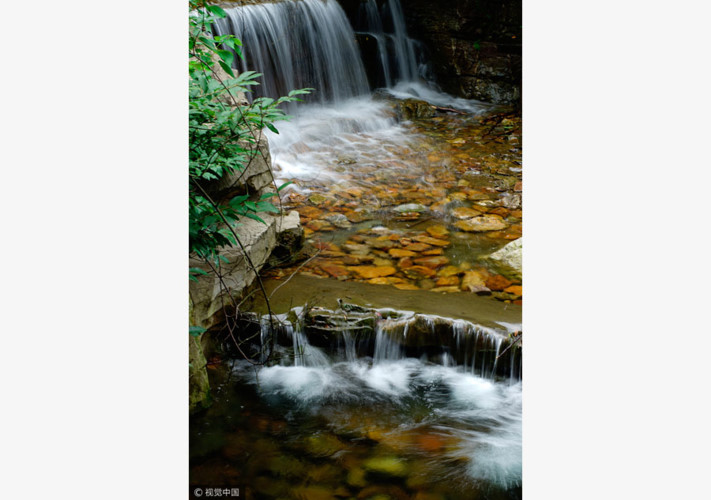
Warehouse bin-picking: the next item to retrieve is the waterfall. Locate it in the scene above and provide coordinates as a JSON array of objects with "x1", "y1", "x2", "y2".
[
  {"x1": 213, "y1": 0, "x2": 370, "y2": 104},
  {"x1": 252, "y1": 308, "x2": 521, "y2": 381}
]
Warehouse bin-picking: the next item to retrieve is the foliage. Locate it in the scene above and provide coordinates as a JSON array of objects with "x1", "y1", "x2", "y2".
[{"x1": 188, "y1": 1, "x2": 310, "y2": 278}]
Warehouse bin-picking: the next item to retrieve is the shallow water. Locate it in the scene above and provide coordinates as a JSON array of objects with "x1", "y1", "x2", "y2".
[{"x1": 191, "y1": 355, "x2": 522, "y2": 499}]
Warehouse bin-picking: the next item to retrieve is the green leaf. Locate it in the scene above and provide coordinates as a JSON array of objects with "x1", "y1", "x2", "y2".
[
  {"x1": 218, "y1": 60, "x2": 235, "y2": 78},
  {"x1": 189, "y1": 326, "x2": 206, "y2": 337},
  {"x1": 265, "y1": 122, "x2": 279, "y2": 134},
  {"x1": 277, "y1": 181, "x2": 293, "y2": 192},
  {"x1": 216, "y1": 49, "x2": 234, "y2": 67},
  {"x1": 206, "y1": 5, "x2": 227, "y2": 17}
]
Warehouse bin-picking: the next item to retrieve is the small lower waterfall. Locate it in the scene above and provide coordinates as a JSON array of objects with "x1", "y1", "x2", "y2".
[
  {"x1": 226, "y1": 307, "x2": 522, "y2": 491},
  {"x1": 253, "y1": 307, "x2": 522, "y2": 381}
]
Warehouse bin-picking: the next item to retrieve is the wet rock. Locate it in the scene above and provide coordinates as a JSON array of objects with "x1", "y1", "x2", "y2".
[
  {"x1": 336, "y1": 154, "x2": 357, "y2": 165},
  {"x1": 450, "y1": 206, "x2": 483, "y2": 219},
  {"x1": 343, "y1": 254, "x2": 375, "y2": 265},
  {"x1": 500, "y1": 192, "x2": 522, "y2": 210},
  {"x1": 418, "y1": 279, "x2": 436, "y2": 290},
  {"x1": 347, "y1": 467, "x2": 367, "y2": 487},
  {"x1": 484, "y1": 238, "x2": 522, "y2": 281},
  {"x1": 394, "y1": 203, "x2": 428, "y2": 213},
  {"x1": 308, "y1": 193, "x2": 330, "y2": 205},
  {"x1": 504, "y1": 285, "x2": 523, "y2": 298},
  {"x1": 362, "y1": 456, "x2": 409, "y2": 477},
  {"x1": 514, "y1": 180, "x2": 523, "y2": 192},
  {"x1": 372, "y1": 257, "x2": 394, "y2": 268},
  {"x1": 454, "y1": 214, "x2": 508, "y2": 232},
  {"x1": 425, "y1": 224, "x2": 450, "y2": 238},
  {"x1": 292, "y1": 485, "x2": 337, "y2": 500},
  {"x1": 325, "y1": 212, "x2": 353, "y2": 229},
  {"x1": 267, "y1": 454, "x2": 307, "y2": 478},
  {"x1": 488, "y1": 207, "x2": 510, "y2": 217},
  {"x1": 370, "y1": 239, "x2": 396, "y2": 250},
  {"x1": 397, "y1": 98, "x2": 436, "y2": 120},
  {"x1": 347, "y1": 265, "x2": 397, "y2": 279},
  {"x1": 303, "y1": 433, "x2": 348, "y2": 457},
  {"x1": 485, "y1": 274, "x2": 514, "y2": 291},
  {"x1": 422, "y1": 248, "x2": 444, "y2": 256},
  {"x1": 461, "y1": 270, "x2": 491, "y2": 294},
  {"x1": 346, "y1": 209, "x2": 375, "y2": 223},
  {"x1": 404, "y1": 266, "x2": 437, "y2": 279},
  {"x1": 413, "y1": 235, "x2": 451, "y2": 247},
  {"x1": 402, "y1": 242, "x2": 432, "y2": 252},
  {"x1": 306, "y1": 463, "x2": 343, "y2": 483},
  {"x1": 320, "y1": 264, "x2": 350, "y2": 278},
  {"x1": 435, "y1": 275, "x2": 460, "y2": 287},
  {"x1": 344, "y1": 243, "x2": 372, "y2": 255},
  {"x1": 413, "y1": 256, "x2": 450, "y2": 269},
  {"x1": 397, "y1": 257, "x2": 414, "y2": 269},
  {"x1": 437, "y1": 265, "x2": 461, "y2": 277},
  {"x1": 357, "y1": 485, "x2": 410, "y2": 500},
  {"x1": 307, "y1": 219, "x2": 335, "y2": 232},
  {"x1": 253, "y1": 476, "x2": 290, "y2": 498},
  {"x1": 389, "y1": 248, "x2": 418, "y2": 258}
]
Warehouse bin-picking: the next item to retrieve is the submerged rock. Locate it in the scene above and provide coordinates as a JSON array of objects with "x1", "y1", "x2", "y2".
[
  {"x1": 454, "y1": 214, "x2": 508, "y2": 232},
  {"x1": 363, "y1": 456, "x2": 409, "y2": 477}
]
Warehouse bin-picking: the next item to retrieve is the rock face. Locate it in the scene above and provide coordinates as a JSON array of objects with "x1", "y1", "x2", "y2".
[
  {"x1": 189, "y1": 210, "x2": 303, "y2": 330},
  {"x1": 399, "y1": 0, "x2": 521, "y2": 105},
  {"x1": 189, "y1": 334, "x2": 211, "y2": 412},
  {"x1": 484, "y1": 238, "x2": 522, "y2": 281}
]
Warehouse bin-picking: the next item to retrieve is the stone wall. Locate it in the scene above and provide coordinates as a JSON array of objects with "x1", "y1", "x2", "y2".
[{"x1": 400, "y1": 0, "x2": 521, "y2": 105}]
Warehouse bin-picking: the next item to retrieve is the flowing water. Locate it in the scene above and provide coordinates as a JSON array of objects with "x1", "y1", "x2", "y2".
[
  {"x1": 195, "y1": 1, "x2": 523, "y2": 498},
  {"x1": 191, "y1": 310, "x2": 522, "y2": 499}
]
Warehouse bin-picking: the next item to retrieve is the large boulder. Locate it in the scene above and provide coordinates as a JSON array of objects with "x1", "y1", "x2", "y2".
[
  {"x1": 484, "y1": 238, "x2": 522, "y2": 281},
  {"x1": 189, "y1": 210, "x2": 303, "y2": 330}
]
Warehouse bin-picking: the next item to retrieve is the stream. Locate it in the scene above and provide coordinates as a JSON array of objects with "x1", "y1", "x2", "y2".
[{"x1": 193, "y1": 0, "x2": 523, "y2": 498}]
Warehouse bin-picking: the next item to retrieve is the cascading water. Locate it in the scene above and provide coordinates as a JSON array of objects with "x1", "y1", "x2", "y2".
[
  {"x1": 213, "y1": 0, "x2": 369, "y2": 104},
  {"x1": 192, "y1": 3, "x2": 522, "y2": 497},
  {"x1": 206, "y1": 307, "x2": 522, "y2": 495},
  {"x1": 212, "y1": 0, "x2": 489, "y2": 189}
]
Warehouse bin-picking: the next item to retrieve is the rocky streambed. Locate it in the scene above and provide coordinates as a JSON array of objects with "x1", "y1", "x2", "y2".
[{"x1": 263, "y1": 103, "x2": 523, "y2": 304}]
